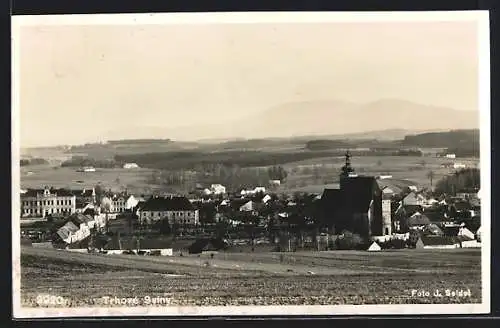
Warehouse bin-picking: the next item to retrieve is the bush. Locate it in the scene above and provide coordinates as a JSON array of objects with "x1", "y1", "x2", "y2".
[
  {"x1": 379, "y1": 238, "x2": 406, "y2": 250},
  {"x1": 336, "y1": 232, "x2": 365, "y2": 250}
]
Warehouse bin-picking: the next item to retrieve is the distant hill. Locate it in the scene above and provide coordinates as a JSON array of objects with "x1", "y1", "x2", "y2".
[{"x1": 102, "y1": 99, "x2": 478, "y2": 142}]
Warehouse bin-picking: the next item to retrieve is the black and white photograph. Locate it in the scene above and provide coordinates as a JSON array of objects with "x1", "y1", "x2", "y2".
[{"x1": 11, "y1": 11, "x2": 491, "y2": 317}]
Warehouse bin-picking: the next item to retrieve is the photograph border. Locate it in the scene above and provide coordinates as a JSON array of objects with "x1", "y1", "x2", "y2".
[{"x1": 11, "y1": 10, "x2": 491, "y2": 318}]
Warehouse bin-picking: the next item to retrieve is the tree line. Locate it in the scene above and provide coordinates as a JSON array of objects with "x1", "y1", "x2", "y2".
[
  {"x1": 147, "y1": 164, "x2": 288, "y2": 192},
  {"x1": 20, "y1": 158, "x2": 49, "y2": 166},
  {"x1": 434, "y1": 168, "x2": 480, "y2": 195}
]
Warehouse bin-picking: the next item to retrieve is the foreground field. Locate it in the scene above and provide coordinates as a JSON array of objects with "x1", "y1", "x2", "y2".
[{"x1": 20, "y1": 247, "x2": 481, "y2": 307}]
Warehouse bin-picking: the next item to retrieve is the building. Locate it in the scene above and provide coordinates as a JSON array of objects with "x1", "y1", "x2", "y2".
[
  {"x1": 71, "y1": 188, "x2": 96, "y2": 204},
  {"x1": 100, "y1": 192, "x2": 129, "y2": 213},
  {"x1": 319, "y1": 152, "x2": 385, "y2": 239},
  {"x1": 138, "y1": 196, "x2": 200, "y2": 226},
  {"x1": 123, "y1": 163, "x2": 140, "y2": 169},
  {"x1": 382, "y1": 191, "x2": 392, "y2": 236},
  {"x1": 445, "y1": 154, "x2": 456, "y2": 159},
  {"x1": 126, "y1": 195, "x2": 143, "y2": 210},
  {"x1": 77, "y1": 166, "x2": 96, "y2": 172},
  {"x1": 210, "y1": 184, "x2": 226, "y2": 195},
  {"x1": 402, "y1": 192, "x2": 426, "y2": 206},
  {"x1": 21, "y1": 187, "x2": 76, "y2": 218},
  {"x1": 56, "y1": 214, "x2": 95, "y2": 244}
]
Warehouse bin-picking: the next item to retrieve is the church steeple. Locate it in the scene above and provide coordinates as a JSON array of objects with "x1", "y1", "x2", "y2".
[{"x1": 340, "y1": 150, "x2": 355, "y2": 179}]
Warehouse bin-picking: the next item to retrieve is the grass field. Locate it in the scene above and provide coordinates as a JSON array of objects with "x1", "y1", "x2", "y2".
[
  {"x1": 20, "y1": 247, "x2": 481, "y2": 307},
  {"x1": 20, "y1": 165, "x2": 159, "y2": 194}
]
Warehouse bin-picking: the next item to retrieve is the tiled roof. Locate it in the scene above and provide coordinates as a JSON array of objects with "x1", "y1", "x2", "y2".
[
  {"x1": 22, "y1": 188, "x2": 75, "y2": 197},
  {"x1": 140, "y1": 196, "x2": 194, "y2": 211},
  {"x1": 407, "y1": 213, "x2": 431, "y2": 226},
  {"x1": 83, "y1": 208, "x2": 96, "y2": 216},
  {"x1": 69, "y1": 213, "x2": 94, "y2": 225},
  {"x1": 56, "y1": 221, "x2": 79, "y2": 240}
]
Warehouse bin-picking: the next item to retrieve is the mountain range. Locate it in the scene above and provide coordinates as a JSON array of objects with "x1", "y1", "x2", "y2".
[{"x1": 101, "y1": 98, "x2": 480, "y2": 142}]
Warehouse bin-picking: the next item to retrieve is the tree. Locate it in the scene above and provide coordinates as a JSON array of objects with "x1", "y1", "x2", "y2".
[
  {"x1": 427, "y1": 170, "x2": 435, "y2": 188},
  {"x1": 155, "y1": 217, "x2": 171, "y2": 235},
  {"x1": 94, "y1": 184, "x2": 104, "y2": 206}
]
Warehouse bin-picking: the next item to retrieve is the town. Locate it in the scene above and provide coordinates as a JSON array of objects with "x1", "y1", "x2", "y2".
[{"x1": 20, "y1": 151, "x2": 482, "y2": 255}]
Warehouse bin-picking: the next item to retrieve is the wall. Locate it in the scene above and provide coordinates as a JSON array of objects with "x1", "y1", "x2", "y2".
[
  {"x1": 423, "y1": 244, "x2": 459, "y2": 249},
  {"x1": 382, "y1": 199, "x2": 392, "y2": 235}
]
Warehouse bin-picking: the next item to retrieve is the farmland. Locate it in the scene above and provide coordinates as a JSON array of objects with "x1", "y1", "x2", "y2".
[
  {"x1": 20, "y1": 247, "x2": 481, "y2": 307},
  {"x1": 20, "y1": 165, "x2": 159, "y2": 195},
  {"x1": 20, "y1": 154, "x2": 480, "y2": 195}
]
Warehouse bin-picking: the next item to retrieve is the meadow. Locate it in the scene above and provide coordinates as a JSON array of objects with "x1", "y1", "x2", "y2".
[
  {"x1": 20, "y1": 247, "x2": 481, "y2": 307},
  {"x1": 20, "y1": 154, "x2": 480, "y2": 195}
]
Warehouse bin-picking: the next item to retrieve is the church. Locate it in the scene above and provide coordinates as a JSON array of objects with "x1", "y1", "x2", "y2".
[{"x1": 318, "y1": 152, "x2": 392, "y2": 239}]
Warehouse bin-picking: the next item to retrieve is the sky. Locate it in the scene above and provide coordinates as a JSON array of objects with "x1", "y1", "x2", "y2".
[{"x1": 14, "y1": 13, "x2": 482, "y2": 147}]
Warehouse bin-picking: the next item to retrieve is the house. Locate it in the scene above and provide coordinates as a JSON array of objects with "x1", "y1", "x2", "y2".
[
  {"x1": 402, "y1": 192, "x2": 426, "y2": 206},
  {"x1": 458, "y1": 226, "x2": 475, "y2": 240},
  {"x1": 56, "y1": 221, "x2": 86, "y2": 245},
  {"x1": 269, "y1": 180, "x2": 281, "y2": 186},
  {"x1": 262, "y1": 194, "x2": 272, "y2": 204},
  {"x1": 77, "y1": 166, "x2": 96, "y2": 172},
  {"x1": 21, "y1": 187, "x2": 77, "y2": 218},
  {"x1": 445, "y1": 154, "x2": 456, "y2": 159},
  {"x1": 476, "y1": 226, "x2": 482, "y2": 242},
  {"x1": 367, "y1": 241, "x2": 381, "y2": 252},
  {"x1": 126, "y1": 195, "x2": 142, "y2": 210},
  {"x1": 240, "y1": 187, "x2": 266, "y2": 196},
  {"x1": 188, "y1": 238, "x2": 228, "y2": 254},
  {"x1": 138, "y1": 196, "x2": 199, "y2": 226},
  {"x1": 423, "y1": 223, "x2": 444, "y2": 236},
  {"x1": 381, "y1": 186, "x2": 395, "y2": 198},
  {"x1": 239, "y1": 200, "x2": 256, "y2": 212},
  {"x1": 71, "y1": 188, "x2": 96, "y2": 204},
  {"x1": 408, "y1": 186, "x2": 418, "y2": 192},
  {"x1": 101, "y1": 192, "x2": 129, "y2": 213},
  {"x1": 210, "y1": 184, "x2": 226, "y2": 195},
  {"x1": 453, "y1": 163, "x2": 466, "y2": 169},
  {"x1": 407, "y1": 212, "x2": 431, "y2": 228},
  {"x1": 123, "y1": 163, "x2": 139, "y2": 169}
]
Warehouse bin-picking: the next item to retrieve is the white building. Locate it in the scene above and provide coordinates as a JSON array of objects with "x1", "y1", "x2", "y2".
[
  {"x1": 21, "y1": 187, "x2": 77, "y2": 218},
  {"x1": 446, "y1": 154, "x2": 456, "y2": 159},
  {"x1": 123, "y1": 163, "x2": 140, "y2": 169},
  {"x1": 210, "y1": 184, "x2": 226, "y2": 195}
]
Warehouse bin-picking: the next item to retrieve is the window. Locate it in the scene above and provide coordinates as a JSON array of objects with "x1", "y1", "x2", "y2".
[{"x1": 385, "y1": 228, "x2": 389, "y2": 235}]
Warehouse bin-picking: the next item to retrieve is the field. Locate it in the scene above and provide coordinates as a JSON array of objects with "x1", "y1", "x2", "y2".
[
  {"x1": 20, "y1": 154, "x2": 480, "y2": 195},
  {"x1": 20, "y1": 247, "x2": 481, "y2": 307},
  {"x1": 20, "y1": 165, "x2": 159, "y2": 194},
  {"x1": 279, "y1": 155, "x2": 479, "y2": 193}
]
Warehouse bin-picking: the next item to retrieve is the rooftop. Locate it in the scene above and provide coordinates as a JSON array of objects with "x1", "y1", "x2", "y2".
[{"x1": 139, "y1": 196, "x2": 195, "y2": 211}]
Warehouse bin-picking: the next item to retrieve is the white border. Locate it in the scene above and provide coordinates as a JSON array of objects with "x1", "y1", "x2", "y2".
[{"x1": 11, "y1": 11, "x2": 491, "y2": 318}]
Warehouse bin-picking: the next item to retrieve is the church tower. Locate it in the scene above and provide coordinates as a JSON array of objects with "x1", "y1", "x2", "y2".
[
  {"x1": 339, "y1": 151, "x2": 356, "y2": 189},
  {"x1": 382, "y1": 194, "x2": 392, "y2": 236}
]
